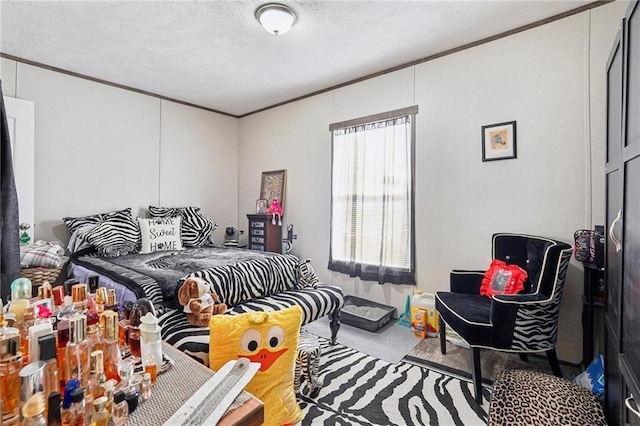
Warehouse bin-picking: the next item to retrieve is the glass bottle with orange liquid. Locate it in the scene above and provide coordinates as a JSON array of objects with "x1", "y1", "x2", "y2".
[
  {"x1": 0, "y1": 298, "x2": 22, "y2": 426},
  {"x1": 66, "y1": 314, "x2": 90, "y2": 388}
]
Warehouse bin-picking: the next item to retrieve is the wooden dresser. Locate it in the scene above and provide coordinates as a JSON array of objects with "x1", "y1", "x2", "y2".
[{"x1": 246, "y1": 214, "x2": 282, "y2": 253}]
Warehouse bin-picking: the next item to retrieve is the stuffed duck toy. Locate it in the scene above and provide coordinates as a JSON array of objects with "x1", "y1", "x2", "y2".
[{"x1": 209, "y1": 306, "x2": 303, "y2": 426}]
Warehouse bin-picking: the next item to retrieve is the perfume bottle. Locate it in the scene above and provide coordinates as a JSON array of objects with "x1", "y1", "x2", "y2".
[
  {"x1": 20, "y1": 306, "x2": 37, "y2": 365},
  {"x1": 56, "y1": 320, "x2": 69, "y2": 394},
  {"x1": 21, "y1": 391, "x2": 47, "y2": 426},
  {"x1": 101, "y1": 379, "x2": 116, "y2": 415},
  {"x1": 86, "y1": 311, "x2": 102, "y2": 353},
  {"x1": 19, "y1": 361, "x2": 46, "y2": 408},
  {"x1": 52, "y1": 286, "x2": 65, "y2": 313},
  {"x1": 68, "y1": 388, "x2": 85, "y2": 426},
  {"x1": 139, "y1": 312, "x2": 162, "y2": 371},
  {"x1": 144, "y1": 354, "x2": 157, "y2": 385},
  {"x1": 140, "y1": 372, "x2": 152, "y2": 401},
  {"x1": 0, "y1": 299, "x2": 22, "y2": 425},
  {"x1": 87, "y1": 276, "x2": 99, "y2": 295},
  {"x1": 28, "y1": 321, "x2": 53, "y2": 363},
  {"x1": 111, "y1": 391, "x2": 128, "y2": 426},
  {"x1": 71, "y1": 284, "x2": 88, "y2": 310},
  {"x1": 37, "y1": 334, "x2": 59, "y2": 399},
  {"x1": 10, "y1": 277, "x2": 32, "y2": 301},
  {"x1": 38, "y1": 281, "x2": 53, "y2": 300},
  {"x1": 47, "y1": 391, "x2": 62, "y2": 426},
  {"x1": 99, "y1": 311, "x2": 121, "y2": 382},
  {"x1": 65, "y1": 314, "x2": 90, "y2": 388},
  {"x1": 85, "y1": 350, "x2": 106, "y2": 422},
  {"x1": 107, "y1": 290, "x2": 118, "y2": 313},
  {"x1": 90, "y1": 396, "x2": 109, "y2": 426},
  {"x1": 94, "y1": 288, "x2": 107, "y2": 314},
  {"x1": 60, "y1": 378, "x2": 79, "y2": 426}
]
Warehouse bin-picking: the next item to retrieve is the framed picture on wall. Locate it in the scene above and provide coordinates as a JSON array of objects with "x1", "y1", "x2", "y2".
[
  {"x1": 260, "y1": 169, "x2": 286, "y2": 207},
  {"x1": 481, "y1": 121, "x2": 517, "y2": 161}
]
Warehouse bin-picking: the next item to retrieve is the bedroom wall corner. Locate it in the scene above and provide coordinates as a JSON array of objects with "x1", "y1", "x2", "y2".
[{"x1": 0, "y1": 57, "x2": 17, "y2": 97}]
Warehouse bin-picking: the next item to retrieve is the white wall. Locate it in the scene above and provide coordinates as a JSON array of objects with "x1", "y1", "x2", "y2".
[
  {"x1": 2, "y1": 1, "x2": 629, "y2": 363},
  {"x1": 5, "y1": 62, "x2": 238, "y2": 245},
  {"x1": 237, "y1": 3, "x2": 629, "y2": 363}
]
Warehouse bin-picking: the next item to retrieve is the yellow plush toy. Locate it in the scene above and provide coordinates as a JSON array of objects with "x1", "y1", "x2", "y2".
[{"x1": 209, "y1": 306, "x2": 303, "y2": 426}]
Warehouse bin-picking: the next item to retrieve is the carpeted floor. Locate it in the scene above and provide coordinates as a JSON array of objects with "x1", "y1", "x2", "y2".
[
  {"x1": 298, "y1": 337, "x2": 489, "y2": 425},
  {"x1": 303, "y1": 315, "x2": 420, "y2": 364},
  {"x1": 405, "y1": 336, "x2": 582, "y2": 384},
  {"x1": 306, "y1": 316, "x2": 583, "y2": 386}
]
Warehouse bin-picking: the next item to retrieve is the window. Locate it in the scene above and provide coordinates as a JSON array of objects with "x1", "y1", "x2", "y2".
[{"x1": 328, "y1": 106, "x2": 417, "y2": 285}]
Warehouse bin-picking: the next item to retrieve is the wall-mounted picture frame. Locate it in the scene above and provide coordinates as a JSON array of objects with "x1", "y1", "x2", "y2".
[
  {"x1": 482, "y1": 121, "x2": 517, "y2": 162},
  {"x1": 256, "y1": 199, "x2": 268, "y2": 214},
  {"x1": 260, "y1": 169, "x2": 286, "y2": 208}
]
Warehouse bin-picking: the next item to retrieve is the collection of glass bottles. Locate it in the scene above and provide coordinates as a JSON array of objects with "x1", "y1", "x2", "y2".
[{"x1": 1, "y1": 277, "x2": 162, "y2": 425}]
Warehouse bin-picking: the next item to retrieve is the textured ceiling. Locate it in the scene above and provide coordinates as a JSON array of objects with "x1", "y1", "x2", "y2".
[{"x1": 0, "y1": 1, "x2": 595, "y2": 117}]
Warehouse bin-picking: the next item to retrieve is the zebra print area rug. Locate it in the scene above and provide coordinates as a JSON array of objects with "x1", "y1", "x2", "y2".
[{"x1": 298, "y1": 338, "x2": 489, "y2": 425}]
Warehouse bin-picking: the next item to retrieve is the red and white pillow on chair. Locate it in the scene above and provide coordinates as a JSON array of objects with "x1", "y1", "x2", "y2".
[{"x1": 480, "y1": 259, "x2": 528, "y2": 298}]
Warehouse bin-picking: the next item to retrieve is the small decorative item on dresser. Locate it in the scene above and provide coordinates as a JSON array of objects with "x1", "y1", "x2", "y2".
[{"x1": 256, "y1": 199, "x2": 268, "y2": 214}]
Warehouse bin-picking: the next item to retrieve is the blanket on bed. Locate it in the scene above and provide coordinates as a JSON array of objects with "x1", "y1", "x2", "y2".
[{"x1": 71, "y1": 246, "x2": 279, "y2": 307}]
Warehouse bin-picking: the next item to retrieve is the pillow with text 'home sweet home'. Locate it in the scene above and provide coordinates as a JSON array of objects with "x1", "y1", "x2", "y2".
[{"x1": 137, "y1": 217, "x2": 184, "y2": 254}]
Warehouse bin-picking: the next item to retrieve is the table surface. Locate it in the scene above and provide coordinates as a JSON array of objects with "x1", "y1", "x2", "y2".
[{"x1": 127, "y1": 342, "x2": 263, "y2": 425}]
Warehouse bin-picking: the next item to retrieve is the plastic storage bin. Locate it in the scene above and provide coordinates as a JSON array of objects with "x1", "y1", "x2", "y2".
[{"x1": 340, "y1": 296, "x2": 396, "y2": 332}]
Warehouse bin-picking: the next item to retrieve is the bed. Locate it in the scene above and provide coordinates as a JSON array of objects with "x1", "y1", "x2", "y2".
[{"x1": 63, "y1": 207, "x2": 343, "y2": 364}]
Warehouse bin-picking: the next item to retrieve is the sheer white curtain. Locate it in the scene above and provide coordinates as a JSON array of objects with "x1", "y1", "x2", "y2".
[{"x1": 329, "y1": 114, "x2": 414, "y2": 285}]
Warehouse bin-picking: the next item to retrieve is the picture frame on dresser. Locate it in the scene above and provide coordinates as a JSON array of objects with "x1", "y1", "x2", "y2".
[
  {"x1": 260, "y1": 169, "x2": 286, "y2": 207},
  {"x1": 256, "y1": 199, "x2": 268, "y2": 214}
]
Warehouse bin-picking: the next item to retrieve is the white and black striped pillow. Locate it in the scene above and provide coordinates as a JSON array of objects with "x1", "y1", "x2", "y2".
[
  {"x1": 63, "y1": 208, "x2": 133, "y2": 235},
  {"x1": 148, "y1": 205, "x2": 216, "y2": 247},
  {"x1": 297, "y1": 258, "x2": 320, "y2": 288},
  {"x1": 79, "y1": 212, "x2": 140, "y2": 257}
]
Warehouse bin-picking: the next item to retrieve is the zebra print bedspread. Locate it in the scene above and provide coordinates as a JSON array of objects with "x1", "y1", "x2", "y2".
[{"x1": 70, "y1": 246, "x2": 281, "y2": 307}]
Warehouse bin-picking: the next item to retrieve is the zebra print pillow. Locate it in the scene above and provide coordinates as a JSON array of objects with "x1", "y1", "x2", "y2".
[
  {"x1": 187, "y1": 254, "x2": 300, "y2": 307},
  {"x1": 79, "y1": 212, "x2": 140, "y2": 257},
  {"x1": 148, "y1": 205, "x2": 216, "y2": 247},
  {"x1": 63, "y1": 208, "x2": 133, "y2": 235}
]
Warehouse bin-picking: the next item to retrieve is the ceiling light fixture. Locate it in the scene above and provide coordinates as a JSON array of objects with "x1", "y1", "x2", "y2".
[{"x1": 255, "y1": 3, "x2": 297, "y2": 36}]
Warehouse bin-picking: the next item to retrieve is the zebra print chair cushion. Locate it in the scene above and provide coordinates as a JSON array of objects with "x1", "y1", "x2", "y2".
[
  {"x1": 159, "y1": 283, "x2": 344, "y2": 365},
  {"x1": 148, "y1": 205, "x2": 216, "y2": 247}
]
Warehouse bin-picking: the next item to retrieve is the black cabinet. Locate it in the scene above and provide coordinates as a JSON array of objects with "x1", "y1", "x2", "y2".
[{"x1": 605, "y1": 2, "x2": 640, "y2": 425}]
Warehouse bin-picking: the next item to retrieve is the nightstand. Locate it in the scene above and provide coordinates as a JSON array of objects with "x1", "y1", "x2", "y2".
[{"x1": 246, "y1": 214, "x2": 282, "y2": 253}]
